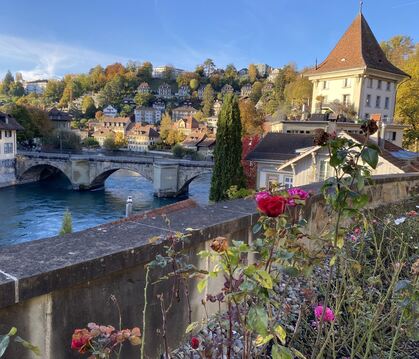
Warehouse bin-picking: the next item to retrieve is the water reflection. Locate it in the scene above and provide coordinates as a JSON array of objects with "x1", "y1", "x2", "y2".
[{"x1": 0, "y1": 170, "x2": 210, "y2": 246}]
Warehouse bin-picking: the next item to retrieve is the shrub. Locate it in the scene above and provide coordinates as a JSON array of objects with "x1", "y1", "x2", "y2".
[
  {"x1": 172, "y1": 143, "x2": 185, "y2": 158},
  {"x1": 59, "y1": 210, "x2": 73, "y2": 236},
  {"x1": 82, "y1": 137, "x2": 99, "y2": 148},
  {"x1": 42, "y1": 129, "x2": 81, "y2": 152}
]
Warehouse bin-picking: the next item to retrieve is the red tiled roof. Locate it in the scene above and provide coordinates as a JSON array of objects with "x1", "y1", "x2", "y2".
[
  {"x1": 0, "y1": 112, "x2": 24, "y2": 131},
  {"x1": 306, "y1": 14, "x2": 409, "y2": 77}
]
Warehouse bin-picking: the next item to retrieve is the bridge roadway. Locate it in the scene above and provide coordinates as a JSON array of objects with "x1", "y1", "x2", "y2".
[{"x1": 15, "y1": 151, "x2": 213, "y2": 198}]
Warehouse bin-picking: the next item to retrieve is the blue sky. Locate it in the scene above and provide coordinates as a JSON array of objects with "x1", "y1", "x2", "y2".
[{"x1": 0, "y1": 0, "x2": 418, "y2": 80}]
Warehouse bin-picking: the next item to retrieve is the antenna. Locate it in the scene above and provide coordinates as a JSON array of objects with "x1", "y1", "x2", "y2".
[
  {"x1": 315, "y1": 58, "x2": 318, "y2": 70},
  {"x1": 359, "y1": 0, "x2": 364, "y2": 14}
]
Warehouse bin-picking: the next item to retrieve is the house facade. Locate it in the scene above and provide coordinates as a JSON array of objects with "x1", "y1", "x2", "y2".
[
  {"x1": 241, "y1": 83, "x2": 252, "y2": 97},
  {"x1": 305, "y1": 13, "x2": 409, "y2": 122},
  {"x1": 213, "y1": 100, "x2": 222, "y2": 116},
  {"x1": 137, "y1": 82, "x2": 151, "y2": 94},
  {"x1": 47, "y1": 108, "x2": 72, "y2": 130},
  {"x1": 103, "y1": 105, "x2": 118, "y2": 118},
  {"x1": 134, "y1": 107, "x2": 161, "y2": 124},
  {"x1": 126, "y1": 125, "x2": 160, "y2": 152},
  {"x1": 101, "y1": 117, "x2": 132, "y2": 136},
  {"x1": 157, "y1": 83, "x2": 172, "y2": 99},
  {"x1": 24, "y1": 79, "x2": 48, "y2": 95},
  {"x1": 172, "y1": 106, "x2": 198, "y2": 121},
  {"x1": 221, "y1": 84, "x2": 234, "y2": 94},
  {"x1": 176, "y1": 85, "x2": 190, "y2": 98},
  {"x1": 173, "y1": 116, "x2": 200, "y2": 136},
  {"x1": 0, "y1": 112, "x2": 23, "y2": 187}
]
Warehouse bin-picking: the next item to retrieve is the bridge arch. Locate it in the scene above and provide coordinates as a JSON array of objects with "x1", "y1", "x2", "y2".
[
  {"x1": 18, "y1": 164, "x2": 73, "y2": 186},
  {"x1": 176, "y1": 169, "x2": 212, "y2": 197},
  {"x1": 89, "y1": 166, "x2": 153, "y2": 190}
]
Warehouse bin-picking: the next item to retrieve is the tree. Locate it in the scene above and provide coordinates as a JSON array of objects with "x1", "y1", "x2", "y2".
[
  {"x1": 44, "y1": 80, "x2": 65, "y2": 104},
  {"x1": 166, "y1": 129, "x2": 185, "y2": 146},
  {"x1": 8, "y1": 82, "x2": 25, "y2": 97},
  {"x1": 81, "y1": 96, "x2": 96, "y2": 118},
  {"x1": 249, "y1": 81, "x2": 263, "y2": 103},
  {"x1": 98, "y1": 75, "x2": 125, "y2": 108},
  {"x1": 137, "y1": 61, "x2": 153, "y2": 82},
  {"x1": 1, "y1": 71, "x2": 14, "y2": 94},
  {"x1": 105, "y1": 63, "x2": 125, "y2": 81},
  {"x1": 89, "y1": 65, "x2": 107, "y2": 91},
  {"x1": 239, "y1": 99, "x2": 264, "y2": 136},
  {"x1": 114, "y1": 132, "x2": 127, "y2": 148},
  {"x1": 224, "y1": 64, "x2": 238, "y2": 87},
  {"x1": 203, "y1": 58, "x2": 216, "y2": 77},
  {"x1": 134, "y1": 92, "x2": 153, "y2": 107},
  {"x1": 43, "y1": 129, "x2": 82, "y2": 151},
  {"x1": 159, "y1": 112, "x2": 173, "y2": 142},
  {"x1": 210, "y1": 94, "x2": 245, "y2": 201},
  {"x1": 248, "y1": 64, "x2": 258, "y2": 83},
  {"x1": 202, "y1": 84, "x2": 215, "y2": 117},
  {"x1": 162, "y1": 65, "x2": 175, "y2": 81},
  {"x1": 190, "y1": 78, "x2": 199, "y2": 91},
  {"x1": 242, "y1": 135, "x2": 261, "y2": 188},
  {"x1": 381, "y1": 36, "x2": 415, "y2": 67},
  {"x1": 177, "y1": 72, "x2": 199, "y2": 87},
  {"x1": 59, "y1": 210, "x2": 73, "y2": 235}
]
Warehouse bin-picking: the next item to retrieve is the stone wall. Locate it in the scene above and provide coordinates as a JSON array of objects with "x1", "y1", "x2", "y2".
[
  {"x1": 0, "y1": 159, "x2": 16, "y2": 188},
  {"x1": 0, "y1": 173, "x2": 418, "y2": 358}
]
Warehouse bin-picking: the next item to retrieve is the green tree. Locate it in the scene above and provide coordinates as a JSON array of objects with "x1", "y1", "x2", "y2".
[
  {"x1": 162, "y1": 65, "x2": 174, "y2": 81},
  {"x1": 81, "y1": 96, "x2": 96, "y2": 118},
  {"x1": 1, "y1": 70, "x2": 14, "y2": 94},
  {"x1": 210, "y1": 94, "x2": 245, "y2": 201},
  {"x1": 44, "y1": 80, "x2": 65, "y2": 104},
  {"x1": 202, "y1": 84, "x2": 215, "y2": 117},
  {"x1": 8, "y1": 82, "x2": 25, "y2": 97},
  {"x1": 249, "y1": 81, "x2": 263, "y2": 103},
  {"x1": 203, "y1": 58, "x2": 216, "y2": 76},
  {"x1": 89, "y1": 65, "x2": 107, "y2": 91},
  {"x1": 248, "y1": 64, "x2": 258, "y2": 83},
  {"x1": 59, "y1": 209, "x2": 73, "y2": 235},
  {"x1": 190, "y1": 78, "x2": 199, "y2": 91},
  {"x1": 137, "y1": 61, "x2": 153, "y2": 82},
  {"x1": 134, "y1": 92, "x2": 153, "y2": 107}
]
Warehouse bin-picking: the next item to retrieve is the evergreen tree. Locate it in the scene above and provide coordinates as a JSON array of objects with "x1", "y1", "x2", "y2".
[
  {"x1": 59, "y1": 210, "x2": 73, "y2": 235},
  {"x1": 202, "y1": 84, "x2": 215, "y2": 117},
  {"x1": 210, "y1": 94, "x2": 245, "y2": 202},
  {"x1": 1, "y1": 70, "x2": 14, "y2": 94}
]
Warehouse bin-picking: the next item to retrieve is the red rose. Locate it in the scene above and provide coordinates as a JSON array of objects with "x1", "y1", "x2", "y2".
[
  {"x1": 257, "y1": 195, "x2": 287, "y2": 217},
  {"x1": 190, "y1": 336, "x2": 200, "y2": 349},
  {"x1": 71, "y1": 329, "x2": 91, "y2": 353}
]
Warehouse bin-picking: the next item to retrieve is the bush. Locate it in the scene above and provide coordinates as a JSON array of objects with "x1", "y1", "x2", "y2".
[
  {"x1": 172, "y1": 144, "x2": 186, "y2": 158},
  {"x1": 42, "y1": 129, "x2": 81, "y2": 152},
  {"x1": 82, "y1": 137, "x2": 99, "y2": 148},
  {"x1": 226, "y1": 185, "x2": 254, "y2": 199},
  {"x1": 59, "y1": 210, "x2": 73, "y2": 235}
]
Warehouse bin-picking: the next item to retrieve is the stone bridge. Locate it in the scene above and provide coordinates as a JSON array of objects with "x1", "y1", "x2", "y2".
[{"x1": 15, "y1": 151, "x2": 213, "y2": 197}]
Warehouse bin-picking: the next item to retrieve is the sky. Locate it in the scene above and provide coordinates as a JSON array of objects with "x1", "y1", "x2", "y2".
[{"x1": 0, "y1": 0, "x2": 418, "y2": 80}]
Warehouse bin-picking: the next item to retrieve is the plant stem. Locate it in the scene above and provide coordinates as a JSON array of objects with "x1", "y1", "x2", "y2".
[{"x1": 141, "y1": 266, "x2": 150, "y2": 359}]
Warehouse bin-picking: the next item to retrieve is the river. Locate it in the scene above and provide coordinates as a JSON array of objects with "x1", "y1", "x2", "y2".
[{"x1": 0, "y1": 170, "x2": 211, "y2": 246}]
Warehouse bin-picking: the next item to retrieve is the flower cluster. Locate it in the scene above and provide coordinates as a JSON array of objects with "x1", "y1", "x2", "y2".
[
  {"x1": 314, "y1": 305, "x2": 335, "y2": 323},
  {"x1": 71, "y1": 323, "x2": 141, "y2": 357},
  {"x1": 255, "y1": 188, "x2": 310, "y2": 217}
]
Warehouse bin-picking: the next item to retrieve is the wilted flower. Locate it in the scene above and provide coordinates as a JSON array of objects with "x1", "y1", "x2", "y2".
[
  {"x1": 411, "y1": 259, "x2": 419, "y2": 276},
  {"x1": 314, "y1": 305, "x2": 335, "y2": 322},
  {"x1": 313, "y1": 129, "x2": 330, "y2": 146},
  {"x1": 287, "y1": 188, "x2": 310, "y2": 206},
  {"x1": 360, "y1": 120, "x2": 379, "y2": 135},
  {"x1": 406, "y1": 210, "x2": 417, "y2": 217},
  {"x1": 210, "y1": 237, "x2": 229, "y2": 253},
  {"x1": 71, "y1": 329, "x2": 91, "y2": 353},
  {"x1": 191, "y1": 336, "x2": 200, "y2": 349}
]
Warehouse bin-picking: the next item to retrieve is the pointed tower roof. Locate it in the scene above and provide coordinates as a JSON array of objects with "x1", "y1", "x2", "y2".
[{"x1": 306, "y1": 14, "x2": 409, "y2": 77}]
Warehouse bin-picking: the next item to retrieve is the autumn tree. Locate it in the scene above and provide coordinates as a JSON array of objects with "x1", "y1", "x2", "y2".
[
  {"x1": 241, "y1": 135, "x2": 261, "y2": 188},
  {"x1": 177, "y1": 72, "x2": 199, "y2": 87},
  {"x1": 239, "y1": 99, "x2": 264, "y2": 136},
  {"x1": 249, "y1": 81, "x2": 263, "y2": 103},
  {"x1": 190, "y1": 78, "x2": 199, "y2": 91},
  {"x1": 381, "y1": 36, "x2": 415, "y2": 67},
  {"x1": 105, "y1": 63, "x2": 126, "y2": 81},
  {"x1": 210, "y1": 94, "x2": 245, "y2": 201},
  {"x1": 137, "y1": 61, "x2": 153, "y2": 82},
  {"x1": 89, "y1": 65, "x2": 107, "y2": 91},
  {"x1": 248, "y1": 64, "x2": 258, "y2": 83},
  {"x1": 134, "y1": 92, "x2": 153, "y2": 107},
  {"x1": 82, "y1": 96, "x2": 96, "y2": 118},
  {"x1": 202, "y1": 84, "x2": 215, "y2": 117},
  {"x1": 159, "y1": 112, "x2": 173, "y2": 142}
]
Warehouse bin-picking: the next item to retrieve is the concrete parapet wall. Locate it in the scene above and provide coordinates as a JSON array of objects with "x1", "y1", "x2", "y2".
[{"x1": 0, "y1": 173, "x2": 418, "y2": 358}]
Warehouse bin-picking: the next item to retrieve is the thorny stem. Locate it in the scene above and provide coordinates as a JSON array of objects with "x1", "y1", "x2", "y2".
[
  {"x1": 141, "y1": 266, "x2": 150, "y2": 359},
  {"x1": 159, "y1": 294, "x2": 170, "y2": 359}
]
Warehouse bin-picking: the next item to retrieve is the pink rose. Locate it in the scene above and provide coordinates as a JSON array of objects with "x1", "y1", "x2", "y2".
[{"x1": 314, "y1": 305, "x2": 335, "y2": 322}]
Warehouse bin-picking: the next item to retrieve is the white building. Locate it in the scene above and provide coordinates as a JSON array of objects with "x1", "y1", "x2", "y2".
[
  {"x1": 134, "y1": 107, "x2": 161, "y2": 124},
  {"x1": 103, "y1": 105, "x2": 118, "y2": 118},
  {"x1": 157, "y1": 83, "x2": 172, "y2": 99},
  {"x1": 152, "y1": 66, "x2": 184, "y2": 79},
  {"x1": 24, "y1": 79, "x2": 48, "y2": 95},
  {"x1": 305, "y1": 12, "x2": 409, "y2": 123},
  {"x1": 176, "y1": 85, "x2": 190, "y2": 98},
  {"x1": 172, "y1": 106, "x2": 198, "y2": 121},
  {"x1": 240, "y1": 83, "x2": 252, "y2": 97},
  {"x1": 126, "y1": 125, "x2": 160, "y2": 152},
  {"x1": 0, "y1": 112, "x2": 23, "y2": 187}
]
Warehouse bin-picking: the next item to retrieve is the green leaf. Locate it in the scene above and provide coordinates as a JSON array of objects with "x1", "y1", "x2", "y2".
[
  {"x1": 272, "y1": 344, "x2": 293, "y2": 359},
  {"x1": 254, "y1": 270, "x2": 273, "y2": 289},
  {"x1": 330, "y1": 255, "x2": 337, "y2": 266},
  {"x1": 197, "y1": 278, "x2": 208, "y2": 293},
  {"x1": 0, "y1": 335, "x2": 10, "y2": 358},
  {"x1": 252, "y1": 222, "x2": 262, "y2": 234},
  {"x1": 254, "y1": 334, "x2": 273, "y2": 347},
  {"x1": 361, "y1": 147, "x2": 379, "y2": 169},
  {"x1": 7, "y1": 328, "x2": 17, "y2": 337},
  {"x1": 14, "y1": 337, "x2": 41, "y2": 356},
  {"x1": 336, "y1": 235, "x2": 344, "y2": 249},
  {"x1": 291, "y1": 348, "x2": 308, "y2": 359},
  {"x1": 247, "y1": 306, "x2": 268, "y2": 336},
  {"x1": 274, "y1": 324, "x2": 287, "y2": 345}
]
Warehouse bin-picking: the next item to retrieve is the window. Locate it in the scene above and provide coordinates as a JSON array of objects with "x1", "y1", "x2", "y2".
[
  {"x1": 5, "y1": 130, "x2": 12, "y2": 138},
  {"x1": 4, "y1": 143, "x2": 13, "y2": 154},
  {"x1": 322, "y1": 81, "x2": 328, "y2": 90},
  {"x1": 385, "y1": 97, "x2": 390, "y2": 109},
  {"x1": 366, "y1": 94, "x2": 371, "y2": 107},
  {"x1": 284, "y1": 176, "x2": 293, "y2": 189},
  {"x1": 386, "y1": 82, "x2": 391, "y2": 91},
  {"x1": 343, "y1": 94, "x2": 350, "y2": 105},
  {"x1": 376, "y1": 96, "x2": 381, "y2": 108},
  {"x1": 266, "y1": 174, "x2": 279, "y2": 189},
  {"x1": 343, "y1": 78, "x2": 351, "y2": 88},
  {"x1": 377, "y1": 80, "x2": 382, "y2": 90},
  {"x1": 385, "y1": 131, "x2": 397, "y2": 141},
  {"x1": 319, "y1": 160, "x2": 330, "y2": 181},
  {"x1": 365, "y1": 113, "x2": 370, "y2": 119},
  {"x1": 367, "y1": 78, "x2": 373, "y2": 88}
]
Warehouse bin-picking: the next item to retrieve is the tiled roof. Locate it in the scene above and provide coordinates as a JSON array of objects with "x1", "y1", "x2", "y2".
[
  {"x1": 306, "y1": 14, "x2": 409, "y2": 77},
  {"x1": 173, "y1": 106, "x2": 197, "y2": 112},
  {"x1": 245, "y1": 133, "x2": 315, "y2": 161},
  {"x1": 0, "y1": 112, "x2": 24, "y2": 131},
  {"x1": 48, "y1": 107, "x2": 72, "y2": 122}
]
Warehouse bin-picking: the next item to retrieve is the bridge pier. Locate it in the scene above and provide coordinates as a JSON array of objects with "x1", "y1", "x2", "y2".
[{"x1": 153, "y1": 162, "x2": 181, "y2": 198}]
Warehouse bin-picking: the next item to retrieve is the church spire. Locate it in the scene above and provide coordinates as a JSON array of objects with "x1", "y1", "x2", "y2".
[{"x1": 359, "y1": 0, "x2": 363, "y2": 14}]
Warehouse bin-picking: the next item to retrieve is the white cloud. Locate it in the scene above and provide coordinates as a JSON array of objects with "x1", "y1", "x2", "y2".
[{"x1": 0, "y1": 34, "x2": 128, "y2": 80}]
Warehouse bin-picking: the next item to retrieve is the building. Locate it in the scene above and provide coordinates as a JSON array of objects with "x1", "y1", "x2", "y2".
[
  {"x1": 197, "y1": 85, "x2": 206, "y2": 100},
  {"x1": 221, "y1": 84, "x2": 234, "y2": 94},
  {"x1": 206, "y1": 116, "x2": 218, "y2": 134},
  {"x1": 172, "y1": 106, "x2": 198, "y2": 121},
  {"x1": 24, "y1": 79, "x2": 48, "y2": 94},
  {"x1": 213, "y1": 100, "x2": 222, "y2": 117},
  {"x1": 103, "y1": 105, "x2": 118, "y2": 118},
  {"x1": 181, "y1": 132, "x2": 207, "y2": 150},
  {"x1": 240, "y1": 83, "x2": 252, "y2": 97},
  {"x1": 0, "y1": 112, "x2": 23, "y2": 187},
  {"x1": 152, "y1": 66, "x2": 184, "y2": 79},
  {"x1": 101, "y1": 117, "x2": 132, "y2": 136},
  {"x1": 246, "y1": 132, "x2": 419, "y2": 190},
  {"x1": 134, "y1": 107, "x2": 161, "y2": 124},
  {"x1": 122, "y1": 96, "x2": 135, "y2": 106},
  {"x1": 305, "y1": 12, "x2": 409, "y2": 122},
  {"x1": 176, "y1": 85, "x2": 190, "y2": 98},
  {"x1": 126, "y1": 124, "x2": 160, "y2": 152},
  {"x1": 92, "y1": 128, "x2": 115, "y2": 146},
  {"x1": 152, "y1": 100, "x2": 166, "y2": 119},
  {"x1": 137, "y1": 82, "x2": 151, "y2": 94},
  {"x1": 238, "y1": 68, "x2": 249, "y2": 76},
  {"x1": 267, "y1": 68, "x2": 281, "y2": 82},
  {"x1": 173, "y1": 116, "x2": 200, "y2": 136},
  {"x1": 47, "y1": 108, "x2": 72, "y2": 130},
  {"x1": 157, "y1": 83, "x2": 172, "y2": 99},
  {"x1": 197, "y1": 137, "x2": 216, "y2": 159},
  {"x1": 270, "y1": 115, "x2": 406, "y2": 147}
]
